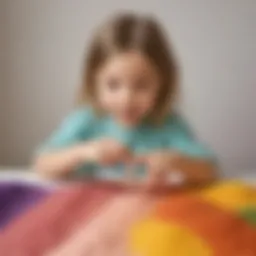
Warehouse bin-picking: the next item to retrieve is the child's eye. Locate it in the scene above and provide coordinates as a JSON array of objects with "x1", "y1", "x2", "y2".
[{"x1": 106, "y1": 77, "x2": 121, "y2": 91}]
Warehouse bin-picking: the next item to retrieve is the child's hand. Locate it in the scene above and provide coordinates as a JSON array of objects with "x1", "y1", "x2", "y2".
[
  {"x1": 35, "y1": 139, "x2": 131, "y2": 179},
  {"x1": 135, "y1": 151, "x2": 182, "y2": 189},
  {"x1": 79, "y1": 138, "x2": 131, "y2": 166}
]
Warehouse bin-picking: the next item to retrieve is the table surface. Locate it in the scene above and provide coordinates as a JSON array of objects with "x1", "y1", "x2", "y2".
[
  {"x1": 0, "y1": 168, "x2": 58, "y2": 187},
  {"x1": 0, "y1": 167, "x2": 255, "y2": 186}
]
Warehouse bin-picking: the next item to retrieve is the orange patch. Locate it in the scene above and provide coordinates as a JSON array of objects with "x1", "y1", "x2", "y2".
[{"x1": 154, "y1": 195, "x2": 256, "y2": 256}]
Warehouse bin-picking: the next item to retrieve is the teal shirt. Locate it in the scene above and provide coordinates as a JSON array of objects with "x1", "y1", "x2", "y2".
[{"x1": 38, "y1": 107, "x2": 216, "y2": 180}]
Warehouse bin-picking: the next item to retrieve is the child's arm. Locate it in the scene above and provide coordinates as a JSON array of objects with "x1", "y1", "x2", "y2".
[
  {"x1": 167, "y1": 152, "x2": 217, "y2": 184},
  {"x1": 135, "y1": 151, "x2": 217, "y2": 188},
  {"x1": 34, "y1": 139, "x2": 131, "y2": 179},
  {"x1": 33, "y1": 109, "x2": 93, "y2": 179},
  {"x1": 135, "y1": 114, "x2": 218, "y2": 188},
  {"x1": 167, "y1": 114, "x2": 218, "y2": 185},
  {"x1": 34, "y1": 144, "x2": 91, "y2": 179}
]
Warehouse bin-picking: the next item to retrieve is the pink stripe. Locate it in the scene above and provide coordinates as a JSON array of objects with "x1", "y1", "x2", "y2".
[
  {"x1": 47, "y1": 193, "x2": 157, "y2": 256},
  {"x1": 0, "y1": 184, "x2": 119, "y2": 256}
]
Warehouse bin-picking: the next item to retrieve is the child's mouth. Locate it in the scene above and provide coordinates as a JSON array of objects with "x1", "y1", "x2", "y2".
[{"x1": 119, "y1": 111, "x2": 139, "y2": 124}]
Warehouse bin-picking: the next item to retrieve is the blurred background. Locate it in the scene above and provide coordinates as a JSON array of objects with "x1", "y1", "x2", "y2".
[{"x1": 0, "y1": 0, "x2": 255, "y2": 177}]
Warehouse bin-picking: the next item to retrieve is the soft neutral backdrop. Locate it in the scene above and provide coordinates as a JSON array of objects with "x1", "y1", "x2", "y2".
[{"x1": 0, "y1": 0, "x2": 255, "y2": 176}]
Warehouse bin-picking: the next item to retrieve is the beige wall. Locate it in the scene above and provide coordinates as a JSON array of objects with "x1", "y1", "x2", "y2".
[
  {"x1": 0, "y1": 0, "x2": 7, "y2": 163},
  {"x1": 0, "y1": 0, "x2": 255, "y2": 175},
  {"x1": 0, "y1": 1, "x2": 2, "y2": 163}
]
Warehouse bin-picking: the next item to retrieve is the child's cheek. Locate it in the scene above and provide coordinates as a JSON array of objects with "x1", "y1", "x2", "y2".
[
  {"x1": 99, "y1": 93, "x2": 118, "y2": 111},
  {"x1": 138, "y1": 95, "x2": 157, "y2": 115}
]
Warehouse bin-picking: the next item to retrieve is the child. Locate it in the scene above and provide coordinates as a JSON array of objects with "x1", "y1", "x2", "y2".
[{"x1": 35, "y1": 13, "x2": 218, "y2": 188}]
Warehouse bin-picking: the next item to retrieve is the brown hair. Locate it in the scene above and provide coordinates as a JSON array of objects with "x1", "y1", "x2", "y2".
[{"x1": 79, "y1": 12, "x2": 179, "y2": 123}]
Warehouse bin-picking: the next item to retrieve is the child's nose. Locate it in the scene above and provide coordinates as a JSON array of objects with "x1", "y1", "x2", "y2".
[{"x1": 121, "y1": 89, "x2": 134, "y2": 105}]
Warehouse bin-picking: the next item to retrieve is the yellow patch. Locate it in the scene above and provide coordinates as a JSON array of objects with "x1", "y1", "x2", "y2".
[
  {"x1": 199, "y1": 180, "x2": 256, "y2": 211},
  {"x1": 129, "y1": 218, "x2": 212, "y2": 256}
]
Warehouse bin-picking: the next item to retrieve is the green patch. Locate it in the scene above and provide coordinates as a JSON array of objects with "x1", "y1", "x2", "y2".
[{"x1": 239, "y1": 207, "x2": 256, "y2": 226}]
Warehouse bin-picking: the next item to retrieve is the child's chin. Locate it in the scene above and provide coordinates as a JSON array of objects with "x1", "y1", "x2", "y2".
[{"x1": 121, "y1": 118, "x2": 139, "y2": 127}]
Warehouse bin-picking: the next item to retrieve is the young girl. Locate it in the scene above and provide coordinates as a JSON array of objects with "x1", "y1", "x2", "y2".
[{"x1": 35, "y1": 13, "x2": 218, "y2": 189}]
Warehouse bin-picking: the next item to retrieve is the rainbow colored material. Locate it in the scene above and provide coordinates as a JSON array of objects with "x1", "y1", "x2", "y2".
[
  {"x1": 130, "y1": 181, "x2": 256, "y2": 256},
  {"x1": 0, "y1": 181, "x2": 255, "y2": 255}
]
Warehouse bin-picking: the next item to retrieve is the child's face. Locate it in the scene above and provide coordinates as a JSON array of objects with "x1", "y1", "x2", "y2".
[{"x1": 96, "y1": 51, "x2": 160, "y2": 126}]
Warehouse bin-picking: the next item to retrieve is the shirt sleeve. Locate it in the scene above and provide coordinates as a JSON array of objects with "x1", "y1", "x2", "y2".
[
  {"x1": 36, "y1": 108, "x2": 95, "y2": 154},
  {"x1": 168, "y1": 114, "x2": 217, "y2": 163}
]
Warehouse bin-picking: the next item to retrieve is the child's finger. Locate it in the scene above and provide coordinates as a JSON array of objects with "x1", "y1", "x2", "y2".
[
  {"x1": 120, "y1": 150, "x2": 133, "y2": 163},
  {"x1": 144, "y1": 166, "x2": 161, "y2": 189},
  {"x1": 131, "y1": 154, "x2": 148, "y2": 165},
  {"x1": 101, "y1": 152, "x2": 116, "y2": 166}
]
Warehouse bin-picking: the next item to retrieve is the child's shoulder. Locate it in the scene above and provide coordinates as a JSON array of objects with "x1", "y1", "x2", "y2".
[
  {"x1": 163, "y1": 111, "x2": 187, "y2": 128},
  {"x1": 159, "y1": 111, "x2": 194, "y2": 136}
]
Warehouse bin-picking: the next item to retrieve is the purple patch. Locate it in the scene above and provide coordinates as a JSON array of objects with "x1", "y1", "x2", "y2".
[{"x1": 0, "y1": 182, "x2": 51, "y2": 229}]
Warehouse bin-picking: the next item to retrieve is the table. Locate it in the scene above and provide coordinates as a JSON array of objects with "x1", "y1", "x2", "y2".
[{"x1": 0, "y1": 167, "x2": 255, "y2": 186}]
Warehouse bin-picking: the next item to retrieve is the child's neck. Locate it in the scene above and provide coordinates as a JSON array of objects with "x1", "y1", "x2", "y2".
[
  {"x1": 112, "y1": 116, "x2": 145, "y2": 131},
  {"x1": 115, "y1": 118, "x2": 138, "y2": 130}
]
